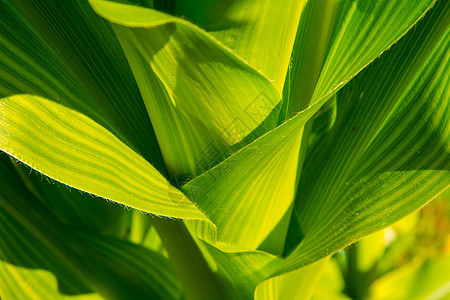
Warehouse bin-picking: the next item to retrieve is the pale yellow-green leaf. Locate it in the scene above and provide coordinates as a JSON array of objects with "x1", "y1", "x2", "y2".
[
  {"x1": 0, "y1": 94, "x2": 210, "y2": 221},
  {"x1": 90, "y1": 0, "x2": 281, "y2": 176}
]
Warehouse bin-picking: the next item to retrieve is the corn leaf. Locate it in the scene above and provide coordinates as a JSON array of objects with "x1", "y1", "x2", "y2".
[
  {"x1": 182, "y1": 97, "x2": 327, "y2": 250},
  {"x1": 277, "y1": 0, "x2": 450, "y2": 275},
  {"x1": 175, "y1": 0, "x2": 307, "y2": 94},
  {"x1": 0, "y1": 0, "x2": 165, "y2": 236},
  {"x1": 0, "y1": 95, "x2": 210, "y2": 222},
  {"x1": 90, "y1": 0, "x2": 281, "y2": 176},
  {"x1": 0, "y1": 1, "x2": 448, "y2": 299},
  {"x1": 198, "y1": 242, "x2": 282, "y2": 300},
  {"x1": 310, "y1": 0, "x2": 438, "y2": 104},
  {"x1": 287, "y1": 0, "x2": 340, "y2": 115},
  {"x1": 0, "y1": 155, "x2": 181, "y2": 299},
  {"x1": 178, "y1": 0, "x2": 447, "y2": 254},
  {"x1": 286, "y1": 0, "x2": 438, "y2": 115},
  {"x1": 0, "y1": 0, "x2": 164, "y2": 172}
]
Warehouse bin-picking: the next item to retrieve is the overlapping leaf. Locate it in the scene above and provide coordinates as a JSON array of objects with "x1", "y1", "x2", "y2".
[
  {"x1": 0, "y1": 0, "x2": 165, "y2": 235},
  {"x1": 287, "y1": 0, "x2": 340, "y2": 115},
  {"x1": 277, "y1": 0, "x2": 450, "y2": 275},
  {"x1": 0, "y1": 155, "x2": 181, "y2": 299},
  {"x1": 0, "y1": 95, "x2": 210, "y2": 221},
  {"x1": 175, "y1": 0, "x2": 307, "y2": 93},
  {"x1": 0, "y1": 0, "x2": 448, "y2": 299},
  {"x1": 285, "y1": 0, "x2": 438, "y2": 116},
  {"x1": 182, "y1": 97, "x2": 327, "y2": 250},
  {"x1": 310, "y1": 0, "x2": 438, "y2": 104},
  {"x1": 91, "y1": 0, "x2": 282, "y2": 177},
  {"x1": 0, "y1": 0, "x2": 164, "y2": 171},
  {"x1": 197, "y1": 241, "x2": 282, "y2": 300}
]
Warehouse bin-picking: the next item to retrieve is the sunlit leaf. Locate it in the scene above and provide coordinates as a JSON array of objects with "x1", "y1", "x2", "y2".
[
  {"x1": 0, "y1": 95, "x2": 210, "y2": 221},
  {"x1": 182, "y1": 97, "x2": 327, "y2": 250},
  {"x1": 278, "y1": 0, "x2": 450, "y2": 275},
  {"x1": 0, "y1": 0, "x2": 164, "y2": 171},
  {"x1": 175, "y1": 0, "x2": 307, "y2": 94},
  {"x1": 0, "y1": 155, "x2": 181, "y2": 299},
  {"x1": 91, "y1": 0, "x2": 281, "y2": 176}
]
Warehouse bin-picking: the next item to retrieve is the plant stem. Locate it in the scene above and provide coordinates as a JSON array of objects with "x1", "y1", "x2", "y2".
[
  {"x1": 151, "y1": 218, "x2": 226, "y2": 300},
  {"x1": 344, "y1": 244, "x2": 374, "y2": 300},
  {"x1": 278, "y1": 0, "x2": 340, "y2": 257},
  {"x1": 288, "y1": 0, "x2": 339, "y2": 117}
]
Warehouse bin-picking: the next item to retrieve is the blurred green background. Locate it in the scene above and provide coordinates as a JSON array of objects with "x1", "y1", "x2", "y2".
[{"x1": 313, "y1": 189, "x2": 450, "y2": 300}]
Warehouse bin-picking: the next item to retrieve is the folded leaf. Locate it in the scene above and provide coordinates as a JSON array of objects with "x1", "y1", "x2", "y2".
[
  {"x1": 182, "y1": 95, "x2": 329, "y2": 250},
  {"x1": 175, "y1": 0, "x2": 307, "y2": 93},
  {"x1": 90, "y1": 0, "x2": 281, "y2": 176},
  {"x1": 198, "y1": 241, "x2": 282, "y2": 300}
]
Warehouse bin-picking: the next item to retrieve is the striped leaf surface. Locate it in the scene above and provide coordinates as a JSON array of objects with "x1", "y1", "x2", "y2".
[
  {"x1": 1, "y1": 0, "x2": 165, "y2": 172},
  {"x1": 0, "y1": 0, "x2": 448, "y2": 299},
  {"x1": 174, "y1": 0, "x2": 307, "y2": 94},
  {"x1": 0, "y1": 95, "x2": 210, "y2": 222},
  {"x1": 0, "y1": 155, "x2": 181, "y2": 299},
  {"x1": 90, "y1": 0, "x2": 282, "y2": 177},
  {"x1": 182, "y1": 95, "x2": 328, "y2": 250},
  {"x1": 311, "y1": 0, "x2": 438, "y2": 104},
  {"x1": 278, "y1": 0, "x2": 450, "y2": 275}
]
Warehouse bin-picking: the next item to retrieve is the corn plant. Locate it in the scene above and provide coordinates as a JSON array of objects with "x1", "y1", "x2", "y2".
[{"x1": 0, "y1": 0, "x2": 448, "y2": 299}]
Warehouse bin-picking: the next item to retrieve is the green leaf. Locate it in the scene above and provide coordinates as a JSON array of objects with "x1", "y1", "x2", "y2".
[
  {"x1": 0, "y1": 0, "x2": 165, "y2": 172},
  {"x1": 277, "y1": 0, "x2": 450, "y2": 275},
  {"x1": 286, "y1": 0, "x2": 340, "y2": 115},
  {"x1": 0, "y1": 262, "x2": 102, "y2": 300},
  {"x1": 0, "y1": 0, "x2": 167, "y2": 236},
  {"x1": 198, "y1": 242, "x2": 282, "y2": 300},
  {"x1": 0, "y1": 94, "x2": 210, "y2": 221},
  {"x1": 12, "y1": 159, "x2": 127, "y2": 236},
  {"x1": 90, "y1": 0, "x2": 282, "y2": 176},
  {"x1": 175, "y1": 0, "x2": 307, "y2": 94},
  {"x1": 255, "y1": 257, "x2": 329, "y2": 300},
  {"x1": 310, "y1": 0, "x2": 438, "y2": 104},
  {"x1": 0, "y1": 155, "x2": 181, "y2": 299},
  {"x1": 308, "y1": 96, "x2": 338, "y2": 149},
  {"x1": 286, "y1": 0, "x2": 438, "y2": 116},
  {"x1": 182, "y1": 95, "x2": 327, "y2": 250}
]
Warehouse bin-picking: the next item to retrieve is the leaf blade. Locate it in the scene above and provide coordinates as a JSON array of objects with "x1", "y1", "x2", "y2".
[
  {"x1": 277, "y1": 0, "x2": 450, "y2": 275},
  {"x1": 90, "y1": 0, "x2": 282, "y2": 176},
  {"x1": 0, "y1": 94, "x2": 210, "y2": 221}
]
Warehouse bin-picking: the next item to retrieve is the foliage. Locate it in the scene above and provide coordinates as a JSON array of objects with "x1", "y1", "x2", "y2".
[{"x1": 0, "y1": 0, "x2": 448, "y2": 299}]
